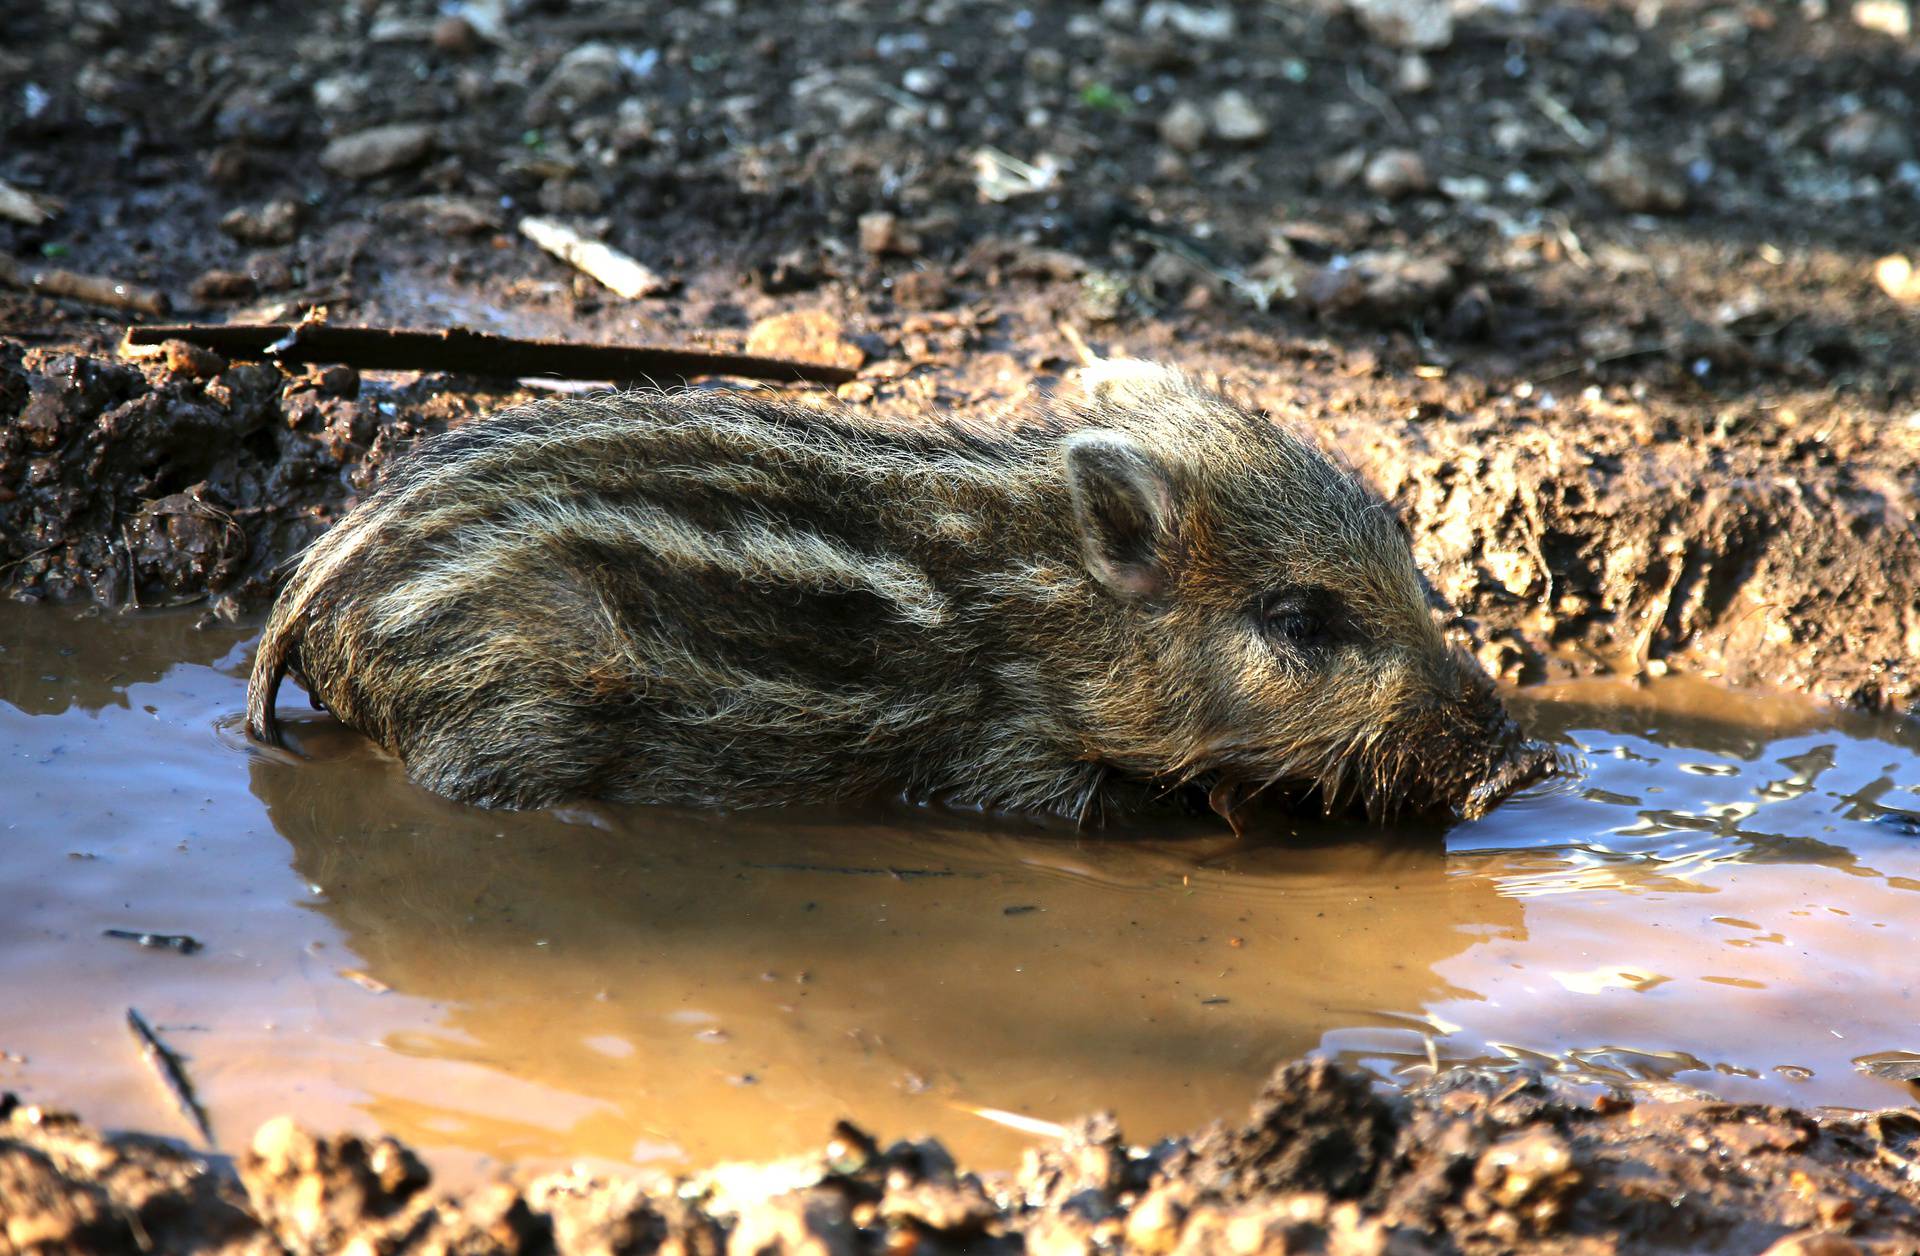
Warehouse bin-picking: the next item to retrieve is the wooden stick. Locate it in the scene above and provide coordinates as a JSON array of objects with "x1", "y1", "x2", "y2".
[
  {"x1": 519, "y1": 216, "x2": 671, "y2": 298},
  {"x1": 122, "y1": 323, "x2": 861, "y2": 386},
  {"x1": 0, "y1": 255, "x2": 168, "y2": 316},
  {"x1": 126, "y1": 1007, "x2": 214, "y2": 1146}
]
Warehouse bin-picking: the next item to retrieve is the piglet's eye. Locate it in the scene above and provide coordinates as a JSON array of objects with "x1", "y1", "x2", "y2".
[
  {"x1": 1256, "y1": 588, "x2": 1347, "y2": 651},
  {"x1": 1265, "y1": 608, "x2": 1325, "y2": 646}
]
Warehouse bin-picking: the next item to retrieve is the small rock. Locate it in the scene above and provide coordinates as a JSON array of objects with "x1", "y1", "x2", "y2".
[
  {"x1": 431, "y1": 14, "x2": 480, "y2": 54},
  {"x1": 189, "y1": 268, "x2": 257, "y2": 302},
  {"x1": 1158, "y1": 99, "x2": 1208, "y2": 152},
  {"x1": 1874, "y1": 254, "x2": 1920, "y2": 303},
  {"x1": 311, "y1": 72, "x2": 371, "y2": 115},
  {"x1": 319, "y1": 122, "x2": 436, "y2": 180},
  {"x1": 1139, "y1": 1, "x2": 1236, "y2": 40},
  {"x1": 380, "y1": 194, "x2": 502, "y2": 236},
  {"x1": 1469, "y1": 1127, "x2": 1581, "y2": 1233},
  {"x1": 204, "y1": 145, "x2": 250, "y2": 186},
  {"x1": 1438, "y1": 174, "x2": 1491, "y2": 202},
  {"x1": 218, "y1": 198, "x2": 300, "y2": 246},
  {"x1": 1589, "y1": 145, "x2": 1690, "y2": 214},
  {"x1": 1350, "y1": 0, "x2": 1454, "y2": 50},
  {"x1": 1316, "y1": 146, "x2": 1368, "y2": 189},
  {"x1": 858, "y1": 211, "x2": 918, "y2": 257},
  {"x1": 160, "y1": 340, "x2": 226, "y2": 379},
  {"x1": 892, "y1": 268, "x2": 950, "y2": 309},
  {"x1": 753, "y1": 250, "x2": 820, "y2": 294},
  {"x1": 1123, "y1": 1185, "x2": 1190, "y2": 1255},
  {"x1": 744, "y1": 310, "x2": 866, "y2": 371},
  {"x1": 1363, "y1": 148, "x2": 1430, "y2": 200},
  {"x1": 901, "y1": 66, "x2": 945, "y2": 95},
  {"x1": 1395, "y1": 53, "x2": 1433, "y2": 94},
  {"x1": 1208, "y1": 89, "x2": 1269, "y2": 144},
  {"x1": 1824, "y1": 109, "x2": 1912, "y2": 169},
  {"x1": 530, "y1": 42, "x2": 627, "y2": 120},
  {"x1": 727, "y1": 1189, "x2": 855, "y2": 1256},
  {"x1": 1311, "y1": 249, "x2": 1456, "y2": 321},
  {"x1": 1676, "y1": 58, "x2": 1726, "y2": 106},
  {"x1": 1852, "y1": 0, "x2": 1912, "y2": 37},
  {"x1": 316, "y1": 365, "x2": 360, "y2": 399}
]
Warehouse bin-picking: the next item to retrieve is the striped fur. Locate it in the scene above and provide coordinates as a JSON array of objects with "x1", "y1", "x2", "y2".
[{"x1": 247, "y1": 363, "x2": 1550, "y2": 822}]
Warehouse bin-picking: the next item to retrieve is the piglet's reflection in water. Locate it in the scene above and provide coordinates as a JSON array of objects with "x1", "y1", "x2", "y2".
[{"x1": 249, "y1": 717, "x2": 1514, "y2": 1170}]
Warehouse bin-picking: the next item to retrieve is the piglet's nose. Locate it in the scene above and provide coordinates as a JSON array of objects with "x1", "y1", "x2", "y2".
[{"x1": 1461, "y1": 739, "x2": 1557, "y2": 819}]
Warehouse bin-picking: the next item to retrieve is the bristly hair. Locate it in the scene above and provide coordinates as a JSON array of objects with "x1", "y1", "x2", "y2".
[{"x1": 247, "y1": 367, "x2": 1551, "y2": 823}]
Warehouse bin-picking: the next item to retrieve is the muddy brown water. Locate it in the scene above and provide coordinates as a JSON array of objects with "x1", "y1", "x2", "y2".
[{"x1": 4, "y1": 604, "x2": 1919, "y2": 1188}]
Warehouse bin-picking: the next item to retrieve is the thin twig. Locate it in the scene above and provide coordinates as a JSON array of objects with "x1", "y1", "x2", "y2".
[
  {"x1": 0, "y1": 255, "x2": 168, "y2": 316},
  {"x1": 126, "y1": 1007, "x2": 213, "y2": 1146},
  {"x1": 1056, "y1": 320, "x2": 1097, "y2": 366},
  {"x1": 1347, "y1": 65, "x2": 1409, "y2": 135},
  {"x1": 123, "y1": 324, "x2": 860, "y2": 387}
]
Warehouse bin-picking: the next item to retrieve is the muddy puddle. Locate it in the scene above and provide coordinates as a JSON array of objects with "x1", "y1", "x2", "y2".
[{"x1": 3, "y1": 603, "x2": 1919, "y2": 1189}]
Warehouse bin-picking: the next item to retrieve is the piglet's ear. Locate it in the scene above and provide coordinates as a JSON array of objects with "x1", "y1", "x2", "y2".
[{"x1": 1063, "y1": 429, "x2": 1177, "y2": 600}]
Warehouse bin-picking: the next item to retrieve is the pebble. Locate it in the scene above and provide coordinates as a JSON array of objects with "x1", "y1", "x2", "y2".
[
  {"x1": 1363, "y1": 148, "x2": 1430, "y2": 200},
  {"x1": 218, "y1": 199, "x2": 300, "y2": 246},
  {"x1": 160, "y1": 340, "x2": 227, "y2": 379},
  {"x1": 1676, "y1": 58, "x2": 1726, "y2": 107},
  {"x1": 1875, "y1": 254, "x2": 1920, "y2": 304},
  {"x1": 1824, "y1": 110, "x2": 1912, "y2": 169},
  {"x1": 1207, "y1": 89, "x2": 1269, "y2": 144},
  {"x1": 1589, "y1": 145, "x2": 1689, "y2": 214},
  {"x1": 1139, "y1": 1, "x2": 1236, "y2": 41},
  {"x1": 319, "y1": 122, "x2": 436, "y2": 180},
  {"x1": 902, "y1": 66, "x2": 945, "y2": 95},
  {"x1": 528, "y1": 43, "x2": 626, "y2": 122},
  {"x1": 1396, "y1": 53, "x2": 1433, "y2": 94},
  {"x1": 1349, "y1": 0, "x2": 1455, "y2": 50},
  {"x1": 858, "y1": 211, "x2": 918, "y2": 257},
  {"x1": 744, "y1": 310, "x2": 866, "y2": 371},
  {"x1": 892, "y1": 268, "x2": 950, "y2": 309},
  {"x1": 380, "y1": 194, "x2": 501, "y2": 236},
  {"x1": 1157, "y1": 99, "x2": 1208, "y2": 152},
  {"x1": 311, "y1": 72, "x2": 371, "y2": 115},
  {"x1": 1852, "y1": 0, "x2": 1912, "y2": 37},
  {"x1": 189, "y1": 268, "x2": 258, "y2": 302},
  {"x1": 430, "y1": 14, "x2": 479, "y2": 55}
]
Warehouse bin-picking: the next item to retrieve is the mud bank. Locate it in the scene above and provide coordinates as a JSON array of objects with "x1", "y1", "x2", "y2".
[
  {"x1": 7, "y1": 1063, "x2": 1920, "y2": 1255},
  {"x1": 5, "y1": 339, "x2": 1917, "y2": 717}
]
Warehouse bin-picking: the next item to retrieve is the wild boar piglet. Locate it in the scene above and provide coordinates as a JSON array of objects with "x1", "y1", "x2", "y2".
[{"x1": 248, "y1": 361, "x2": 1554, "y2": 826}]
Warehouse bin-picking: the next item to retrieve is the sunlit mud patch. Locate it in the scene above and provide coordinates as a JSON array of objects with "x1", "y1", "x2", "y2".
[{"x1": 2, "y1": 606, "x2": 1918, "y2": 1189}]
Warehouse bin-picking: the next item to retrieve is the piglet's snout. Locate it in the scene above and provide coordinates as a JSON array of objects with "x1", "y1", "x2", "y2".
[{"x1": 1461, "y1": 737, "x2": 1559, "y2": 819}]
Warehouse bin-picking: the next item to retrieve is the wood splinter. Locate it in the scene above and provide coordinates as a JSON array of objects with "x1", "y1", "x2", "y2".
[{"x1": 518, "y1": 215, "x2": 672, "y2": 299}]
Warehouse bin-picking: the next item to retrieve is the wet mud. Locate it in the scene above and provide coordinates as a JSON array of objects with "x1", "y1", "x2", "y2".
[
  {"x1": 6, "y1": 608, "x2": 1920, "y2": 1250},
  {"x1": 11, "y1": 1059, "x2": 1920, "y2": 1254}
]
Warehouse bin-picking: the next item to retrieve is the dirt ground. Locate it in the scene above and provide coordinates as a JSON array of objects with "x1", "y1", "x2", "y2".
[
  {"x1": 4, "y1": 0, "x2": 1919, "y2": 710},
  {"x1": 10, "y1": 1062, "x2": 1920, "y2": 1254},
  {"x1": 4, "y1": 0, "x2": 1920, "y2": 1245}
]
